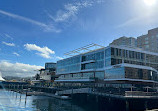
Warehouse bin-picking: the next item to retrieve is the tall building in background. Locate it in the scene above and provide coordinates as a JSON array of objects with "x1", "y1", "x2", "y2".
[
  {"x1": 137, "y1": 28, "x2": 158, "y2": 53},
  {"x1": 110, "y1": 36, "x2": 137, "y2": 48},
  {"x1": 110, "y1": 28, "x2": 158, "y2": 53}
]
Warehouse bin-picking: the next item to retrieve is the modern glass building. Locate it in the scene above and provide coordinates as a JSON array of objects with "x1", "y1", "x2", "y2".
[
  {"x1": 45, "y1": 62, "x2": 56, "y2": 71},
  {"x1": 55, "y1": 45, "x2": 158, "y2": 85}
]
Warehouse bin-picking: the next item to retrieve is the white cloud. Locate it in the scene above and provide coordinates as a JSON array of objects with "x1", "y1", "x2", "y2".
[
  {"x1": 13, "y1": 52, "x2": 20, "y2": 56},
  {"x1": 2, "y1": 41, "x2": 15, "y2": 47},
  {"x1": 24, "y1": 43, "x2": 55, "y2": 59},
  {"x1": 0, "y1": 9, "x2": 61, "y2": 33},
  {"x1": 51, "y1": 0, "x2": 103, "y2": 22},
  {"x1": 56, "y1": 56, "x2": 63, "y2": 60},
  {"x1": 52, "y1": 4, "x2": 79, "y2": 22},
  {"x1": 0, "y1": 61, "x2": 43, "y2": 77},
  {"x1": 4, "y1": 34, "x2": 13, "y2": 40}
]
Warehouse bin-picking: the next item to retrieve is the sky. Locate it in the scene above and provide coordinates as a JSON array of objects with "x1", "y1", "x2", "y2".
[{"x1": 0, "y1": 0, "x2": 158, "y2": 77}]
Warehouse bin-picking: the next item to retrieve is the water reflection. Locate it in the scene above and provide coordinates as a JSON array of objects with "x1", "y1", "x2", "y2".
[
  {"x1": 0, "y1": 89, "x2": 86, "y2": 111},
  {"x1": 2, "y1": 89, "x2": 158, "y2": 111},
  {"x1": 32, "y1": 97, "x2": 85, "y2": 111}
]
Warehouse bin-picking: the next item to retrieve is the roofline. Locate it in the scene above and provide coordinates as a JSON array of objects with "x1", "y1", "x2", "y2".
[
  {"x1": 109, "y1": 45, "x2": 158, "y2": 56},
  {"x1": 45, "y1": 62, "x2": 56, "y2": 64},
  {"x1": 57, "y1": 47, "x2": 106, "y2": 63},
  {"x1": 57, "y1": 45, "x2": 158, "y2": 63}
]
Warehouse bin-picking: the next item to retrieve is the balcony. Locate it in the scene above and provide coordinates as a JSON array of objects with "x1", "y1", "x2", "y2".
[
  {"x1": 81, "y1": 60, "x2": 95, "y2": 64},
  {"x1": 55, "y1": 76, "x2": 95, "y2": 82}
]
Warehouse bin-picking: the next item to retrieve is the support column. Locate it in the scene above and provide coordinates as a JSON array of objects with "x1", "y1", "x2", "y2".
[{"x1": 126, "y1": 100, "x2": 129, "y2": 111}]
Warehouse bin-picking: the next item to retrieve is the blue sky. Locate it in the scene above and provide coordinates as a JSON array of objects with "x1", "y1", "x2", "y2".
[{"x1": 0, "y1": 0, "x2": 158, "y2": 77}]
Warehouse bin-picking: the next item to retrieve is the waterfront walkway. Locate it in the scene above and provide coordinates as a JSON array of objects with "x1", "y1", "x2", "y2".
[{"x1": 2, "y1": 82, "x2": 158, "y2": 100}]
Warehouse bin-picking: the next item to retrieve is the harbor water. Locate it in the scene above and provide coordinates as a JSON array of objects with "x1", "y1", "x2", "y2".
[
  {"x1": 1, "y1": 89, "x2": 158, "y2": 111},
  {"x1": 0, "y1": 89, "x2": 96, "y2": 111}
]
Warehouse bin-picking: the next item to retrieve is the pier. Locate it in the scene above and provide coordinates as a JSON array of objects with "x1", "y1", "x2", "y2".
[{"x1": 2, "y1": 81, "x2": 158, "y2": 111}]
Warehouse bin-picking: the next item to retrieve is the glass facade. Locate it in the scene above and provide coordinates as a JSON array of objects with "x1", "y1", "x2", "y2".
[
  {"x1": 57, "y1": 72, "x2": 95, "y2": 80},
  {"x1": 45, "y1": 63, "x2": 56, "y2": 71},
  {"x1": 125, "y1": 67, "x2": 158, "y2": 81},
  {"x1": 111, "y1": 47, "x2": 158, "y2": 71},
  {"x1": 81, "y1": 50, "x2": 104, "y2": 70},
  {"x1": 105, "y1": 67, "x2": 125, "y2": 79},
  {"x1": 105, "y1": 48, "x2": 111, "y2": 66},
  {"x1": 56, "y1": 46, "x2": 158, "y2": 82},
  {"x1": 57, "y1": 56, "x2": 81, "y2": 74},
  {"x1": 104, "y1": 66, "x2": 158, "y2": 81},
  {"x1": 95, "y1": 71, "x2": 104, "y2": 79}
]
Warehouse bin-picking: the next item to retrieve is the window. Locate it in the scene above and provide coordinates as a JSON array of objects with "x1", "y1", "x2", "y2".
[
  {"x1": 111, "y1": 48, "x2": 115, "y2": 56},
  {"x1": 95, "y1": 72, "x2": 104, "y2": 79},
  {"x1": 105, "y1": 58, "x2": 111, "y2": 66},
  {"x1": 82, "y1": 56, "x2": 86, "y2": 62},
  {"x1": 116, "y1": 48, "x2": 119, "y2": 56},
  {"x1": 122, "y1": 49, "x2": 125, "y2": 57},
  {"x1": 105, "y1": 48, "x2": 111, "y2": 57},
  {"x1": 105, "y1": 67, "x2": 125, "y2": 79},
  {"x1": 145, "y1": 45, "x2": 149, "y2": 49},
  {"x1": 111, "y1": 58, "x2": 122, "y2": 65},
  {"x1": 118, "y1": 49, "x2": 122, "y2": 56},
  {"x1": 125, "y1": 50, "x2": 128, "y2": 58}
]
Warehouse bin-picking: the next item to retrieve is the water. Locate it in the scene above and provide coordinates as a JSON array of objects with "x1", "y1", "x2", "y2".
[
  {"x1": 0, "y1": 89, "x2": 89, "y2": 111},
  {"x1": 1, "y1": 89, "x2": 158, "y2": 111}
]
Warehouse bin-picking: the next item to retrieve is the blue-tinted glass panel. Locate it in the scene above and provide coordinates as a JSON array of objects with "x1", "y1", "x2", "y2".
[
  {"x1": 57, "y1": 55, "x2": 81, "y2": 74},
  {"x1": 95, "y1": 71, "x2": 104, "y2": 79},
  {"x1": 105, "y1": 58, "x2": 111, "y2": 66},
  {"x1": 105, "y1": 67, "x2": 125, "y2": 79},
  {"x1": 105, "y1": 47, "x2": 111, "y2": 58}
]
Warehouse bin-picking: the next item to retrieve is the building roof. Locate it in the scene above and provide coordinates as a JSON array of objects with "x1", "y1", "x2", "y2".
[
  {"x1": 58, "y1": 44, "x2": 158, "y2": 63},
  {"x1": 45, "y1": 62, "x2": 56, "y2": 64},
  {"x1": 64, "y1": 43, "x2": 104, "y2": 57}
]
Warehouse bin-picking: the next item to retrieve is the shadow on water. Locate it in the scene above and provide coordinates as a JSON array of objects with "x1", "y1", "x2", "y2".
[
  {"x1": 71, "y1": 94, "x2": 126, "y2": 111},
  {"x1": 31, "y1": 93, "x2": 147, "y2": 111},
  {"x1": 31, "y1": 94, "x2": 147, "y2": 111},
  {"x1": 32, "y1": 97, "x2": 86, "y2": 111},
  {"x1": 71, "y1": 93, "x2": 158, "y2": 111}
]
